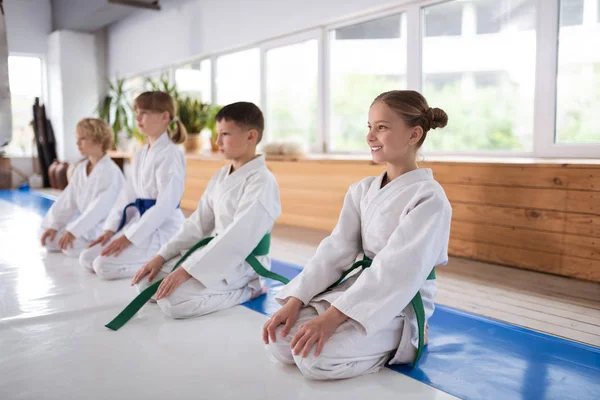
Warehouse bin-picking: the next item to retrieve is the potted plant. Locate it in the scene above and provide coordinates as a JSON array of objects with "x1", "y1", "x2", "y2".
[
  {"x1": 177, "y1": 96, "x2": 210, "y2": 153},
  {"x1": 145, "y1": 74, "x2": 179, "y2": 101},
  {"x1": 97, "y1": 77, "x2": 132, "y2": 149},
  {"x1": 206, "y1": 104, "x2": 223, "y2": 152}
]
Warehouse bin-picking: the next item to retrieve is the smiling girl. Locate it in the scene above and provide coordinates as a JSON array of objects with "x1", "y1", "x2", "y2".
[{"x1": 263, "y1": 90, "x2": 452, "y2": 380}]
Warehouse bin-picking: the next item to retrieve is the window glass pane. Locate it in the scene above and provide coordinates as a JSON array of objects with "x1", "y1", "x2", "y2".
[
  {"x1": 216, "y1": 48, "x2": 260, "y2": 106},
  {"x1": 424, "y1": 2, "x2": 463, "y2": 37},
  {"x1": 555, "y1": 0, "x2": 600, "y2": 144},
  {"x1": 560, "y1": 0, "x2": 584, "y2": 27},
  {"x1": 265, "y1": 39, "x2": 318, "y2": 150},
  {"x1": 422, "y1": 0, "x2": 536, "y2": 152},
  {"x1": 329, "y1": 13, "x2": 407, "y2": 152},
  {"x1": 175, "y1": 59, "x2": 211, "y2": 103},
  {"x1": 6, "y1": 56, "x2": 42, "y2": 156}
]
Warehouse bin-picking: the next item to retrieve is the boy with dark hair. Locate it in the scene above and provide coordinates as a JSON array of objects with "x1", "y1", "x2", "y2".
[{"x1": 108, "y1": 102, "x2": 282, "y2": 327}]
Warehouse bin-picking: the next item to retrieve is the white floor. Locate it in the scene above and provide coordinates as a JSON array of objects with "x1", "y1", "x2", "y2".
[{"x1": 0, "y1": 199, "x2": 456, "y2": 400}]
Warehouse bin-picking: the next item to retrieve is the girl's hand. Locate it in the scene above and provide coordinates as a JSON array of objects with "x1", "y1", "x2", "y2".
[
  {"x1": 41, "y1": 229, "x2": 57, "y2": 246},
  {"x1": 89, "y1": 230, "x2": 115, "y2": 248},
  {"x1": 290, "y1": 306, "x2": 348, "y2": 358},
  {"x1": 58, "y1": 231, "x2": 75, "y2": 250},
  {"x1": 262, "y1": 297, "x2": 303, "y2": 344},
  {"x1": 155, "y1": 268, "x2": 191, "y2": 300},
  {"x1": 131, "y1": 256, "x2": 166, "y2": 286},
  {"x1": 100, "y1": 235, "x2": 131, "y2": 257}
]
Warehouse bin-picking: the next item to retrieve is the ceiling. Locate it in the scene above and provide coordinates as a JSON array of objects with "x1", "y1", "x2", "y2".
[{"x1": 51, "y1": 0, "x2": 165, "y2": 32}]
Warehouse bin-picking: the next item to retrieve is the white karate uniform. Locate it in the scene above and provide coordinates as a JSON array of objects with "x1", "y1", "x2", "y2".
[
  {"x1": 135, "y1": 155, "x2": 281, "y2": 319},
  {"x1": 79, "y1": 133, "x2": 186, "y2": 280},
  {"x1": 266, "y1": 168, "x2": 452, "y2": 380},
  {"x1": 41, "y1": 154, "x2": 124, "y2": 258}
]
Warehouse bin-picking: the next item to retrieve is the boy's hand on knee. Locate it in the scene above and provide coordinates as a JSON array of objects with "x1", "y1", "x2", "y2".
[
  {"x1": 41, "y1": 229, "x2": 57, "y2": 246},
  {"x1": 155, "y1": 267, "x2": 191, "y2": 300},
  {"x1": 263, "y1": 297, "x2": 303, "y2": 345},
  {"x1": 131, "y1": 256, "x2": 165, "y2": 286}
]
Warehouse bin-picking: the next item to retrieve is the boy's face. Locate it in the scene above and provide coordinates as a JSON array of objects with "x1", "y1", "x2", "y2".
[
  {"x1": 215, "y1": 119, "x2": 257, "y2": 160},
  {"x1": 76, "y1": 128, "x2": 103, "y2": 157}
]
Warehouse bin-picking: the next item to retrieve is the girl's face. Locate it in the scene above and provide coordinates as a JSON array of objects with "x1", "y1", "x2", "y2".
[
  {"x1": 215, "y1": 119, "x2": 256, "y2": 160},
  {"x1": 76, "y1": 128, "x2": 103, "y2": 157},
  {"x1": 367, "y1": 101, "x2": 422, "y2": 164},
  {"x1": 135, "y1": 107, "x2": 170, "y2": 138}
]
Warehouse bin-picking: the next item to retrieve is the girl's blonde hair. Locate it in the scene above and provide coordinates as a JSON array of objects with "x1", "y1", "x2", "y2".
[
  {"x1": 134, "y1": 91, "x2": 187, "y2": 144},
  {"x1": 76, "y1": 118, "x2": 113, "y2": 152}
]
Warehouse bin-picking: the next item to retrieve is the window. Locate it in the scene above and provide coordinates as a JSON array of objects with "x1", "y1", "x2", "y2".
[
  {"x1": 422, "y1": 0, "x2": 537, "y2": 152},
  {"x1": 555, "y1": 0, "x2": 600, "y2": 144},
  {"x1": 560, "y1": 0, "x2": 584, "y2": 27},
  {"x1": 329, "y1": 13, "x2": 407, "y2": 152},
  {"x1": 5, "y1": 56, "x2": 43, "y2": 156},
  {"x1": 424, "y1": 2, "x2": 463, "y2": 37},
  {"x1": 265, "y1": 39, "x2": 318, "y2": 150},
  {"x1": 216, "y1": 48, "x2": 260, "y2": 106},
  {"x1": 175, "y1": 59, "x2": 211, "y2": 103}
]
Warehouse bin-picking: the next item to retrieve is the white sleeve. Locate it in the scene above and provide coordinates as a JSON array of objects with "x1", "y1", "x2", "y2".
[
  {"x1": 124, "y1": 154, "x2": 185, "y2": 246},
  {"x1": 42, "y1": 179, "x2": 78, "y2": 231},
  {"x1": 157, "y1": 176, "x2": 217, "y2": 261},
  {"x1": 275, "y1": 184, "x2": 363, "y2": 305},
  {"x1": 331, "y1": 192, "x2": 452, "y2": 336},
  {"x1": 103, "y1": 174, "x2": 136, "y2": 233},
  {"x1": 181, "y1": 173, "x2": 281, "y2": 286},
  {"x1": 66, "y1": 168, "x2": 124, "y2": 238}
]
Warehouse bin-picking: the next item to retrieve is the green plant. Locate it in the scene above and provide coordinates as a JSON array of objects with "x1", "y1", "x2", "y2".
[
  {"x1": 177, "y1": 97, "x2": 210, "y2": 134},
  {"x1": 145, "y1": 73, "x2": 179, "y2": 101},
  {"x1": 97, "y1": 77, "x2": 132, "y2": 148},
  {"x1": 206, "y1": 104, "x2": 223, "y2": 147}
]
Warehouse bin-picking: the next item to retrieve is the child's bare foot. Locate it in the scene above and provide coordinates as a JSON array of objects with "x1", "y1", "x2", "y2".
[
  {"x1": 250, "y1": 286, "x2": 268, "y2": 300},
  {"x1": 424, "y1": 322, "x2": 429, "y2": 345}
]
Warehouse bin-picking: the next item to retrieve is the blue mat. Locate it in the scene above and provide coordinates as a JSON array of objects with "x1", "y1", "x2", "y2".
[{"x1": 4, "y1": 188, "x2": 600, "y2": 400}]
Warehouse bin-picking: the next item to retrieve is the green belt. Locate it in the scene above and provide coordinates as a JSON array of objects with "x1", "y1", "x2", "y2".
[
  {"x1": 105, "y1": 233, "x2": 289, "y2": 331},
  {"x1": 330, "y1": 255, "x2": 436, "y2": 367}
]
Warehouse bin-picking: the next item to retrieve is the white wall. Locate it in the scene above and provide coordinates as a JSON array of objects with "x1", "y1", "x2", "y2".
[
  {"x1": 47, "y1": 31, "x2": 99, "y2": 163},
  {"x1": 108, "y1": 0, "x2": 398, "y2": 77},
  {"x1": 108, "y1": 0, "x2": 200, "y2": 77},
  {"x1": 4, "y1": 0, "x2": 52, "y2": 55}
]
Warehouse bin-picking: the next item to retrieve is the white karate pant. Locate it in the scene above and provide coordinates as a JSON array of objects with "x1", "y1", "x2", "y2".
[
  {"x1": 265, "y1": 303, "x2": 415, "y2": 381},
  {"x1": 134, "y1": 258, "x2": 254, "y2": 319},
  {"x1": 41, "y1": 229, "x2": 91, "y2": 258},
  {"x1": 79, "y1": 230, "x2": 161, "y2": 280}
]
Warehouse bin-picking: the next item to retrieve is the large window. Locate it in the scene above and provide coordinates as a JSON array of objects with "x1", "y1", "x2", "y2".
[
  {"x1": 422, "y1": 0, "x2": 537, "y2": 153},
  {"x1": 265, "y1": 39, "x2": 318, "y2": 150},
  {"x1": 6, "y1": 56, "x2": 43, "y2": 156},
  {"x1": 99, "y1": 0, "x2": 600, "y2": 158},
  {"x1": 329, "y1": 13, "x2": 407, "y2": 152},
  {"x1": 555, "y1": 0, "x2": 600, "y2": 144},
  {"x1": 216, "y1": 48, "x2": 260, "y2": 106},
  {"x1": 175, "y1": 59, "x2": 211, "y2": 103}
]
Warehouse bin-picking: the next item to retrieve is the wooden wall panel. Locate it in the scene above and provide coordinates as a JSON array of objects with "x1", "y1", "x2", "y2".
[{"x1": 183, "y1": 155, "x2": 600, "y2": 282}]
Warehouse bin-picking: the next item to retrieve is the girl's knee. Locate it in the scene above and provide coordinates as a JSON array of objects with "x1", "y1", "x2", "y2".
[
  {"x1": 79, "y1": 250, "x2": 95, "y2": 272},
  {"x1": 92, "y1": 257, "x2": 117, "y2": 280},
  {"x1": 265, "y1": 335, "x2": 295, "y2": 365},
  {"x1": 157, "y1": 297, "x2": 191, "y2": 319}
]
